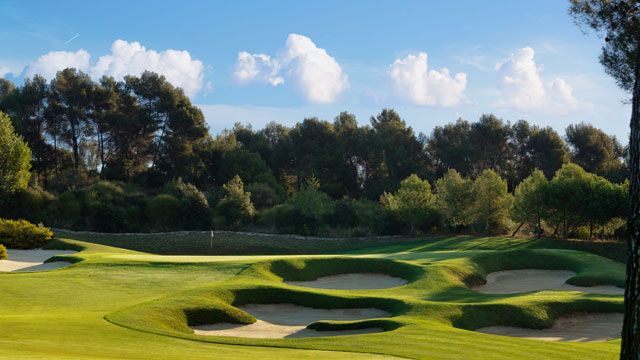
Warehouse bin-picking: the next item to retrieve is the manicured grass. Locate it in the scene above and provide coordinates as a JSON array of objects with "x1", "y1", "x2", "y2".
[{"x1": 0, "y1": 234, "x2": 627, "y2": 359}]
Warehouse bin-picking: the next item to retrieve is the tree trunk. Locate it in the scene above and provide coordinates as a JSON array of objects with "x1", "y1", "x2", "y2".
[
  {"x1": 53, "y1": 130, "x2": 58, "y2": 175},
  {"x1": 70, "y1": 117, "x2": 79, "y2": 173},
  {"x1": 620, "y1": 45, "x2": 640, "y2": 360},
  {"x1": 511, "y1": 220, "x2": 525, "y2": 237}
]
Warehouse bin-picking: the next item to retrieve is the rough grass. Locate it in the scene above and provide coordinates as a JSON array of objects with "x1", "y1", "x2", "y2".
[{"x1": 0, "y1": 234, "x2": 627, "y2": 359}]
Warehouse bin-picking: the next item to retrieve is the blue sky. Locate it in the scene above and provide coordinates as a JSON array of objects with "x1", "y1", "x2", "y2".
[{"x1": 0, "y1": 0, "x2": 632, "y2": 142}]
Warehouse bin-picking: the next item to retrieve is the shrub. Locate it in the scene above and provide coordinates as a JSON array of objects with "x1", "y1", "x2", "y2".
[
  {"x1": 246, "y1": 182, "x2": 281, "y2": 210},
  {"x1": 1, "y1": 187, "x2": 54, "y2": 223},
  {"x1": 274, "y1": 178, "x2": 332, "y2": 236},
  {"x1": 168, "y1": 179, "x2": 212, "y2": 230},
  {"x1": 0, "y1": 219, "x2": 53, "y2": 249},
  {"x1": 216, "y1": 176, "x2": 255, "y2": 229},
  {"x1": 0, "y1": 244, "x2": 6, "y2": 260},
  {"x1": 146, "y1": 194, "x2": 180, "y2": 229},
  {"x1": 89, "y1": 203, "x2": 126, "y2": 233}
]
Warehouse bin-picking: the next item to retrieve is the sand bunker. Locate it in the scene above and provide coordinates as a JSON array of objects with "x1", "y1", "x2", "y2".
[
  {"x1": 192, "y1": 303, "x2": 390, "y2": 338},
  {"x1": 472, "y1": 269, "x2": 624, "y2": 294},
  {"x1": 476, "y1": 313, "x2": 623, "y2": 342},
  {"x1": 284, "y1": 273, "x2": 408, "y2": 290},
  {"x1": 0, "y1": 249, "x2": 76, "y2": 272}
]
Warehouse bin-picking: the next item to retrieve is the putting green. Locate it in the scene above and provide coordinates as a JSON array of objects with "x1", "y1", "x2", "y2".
[{"x1": 0, "y1": 234, "x2": 627, "y2": 359}]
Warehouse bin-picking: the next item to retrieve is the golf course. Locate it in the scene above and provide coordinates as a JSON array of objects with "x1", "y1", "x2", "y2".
[{"x1": 0, "y1": 231, "x2": 627, "y2": 359}]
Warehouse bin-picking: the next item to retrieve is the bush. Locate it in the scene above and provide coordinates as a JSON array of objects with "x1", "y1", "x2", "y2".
[
  {"x1": 167, "y1": 179, "x2": 212, "y2": 230},
  {"x1": 246, "y1": 182, "x2": 281, "y2": 210},
  {"x1": 0, "y1": 219, "x2": 53, "y2": 249},
  {"x1": 47, "y1": 191, "x2": 82, "y2": 228},
  {"x1": 274, "y1": 179, "x2": 332, "y2": 236},
  {"x1": 0, "y1": 244, "x2": 6, "y2": 260},
  {"x1": 216, "y1": 176, "x2": 255, "y2": 229},
  {"x1": 146, "y1": 194, "x2": 180, "y2": 229},
  {"x1": 0, "y1": 187, "x2": 54, "y2": 223}
]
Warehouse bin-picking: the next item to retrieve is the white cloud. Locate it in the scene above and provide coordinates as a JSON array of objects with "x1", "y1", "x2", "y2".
[
  {"x1": 232, "y1": 33, "x2": 349, "y2": 104},
  {"x1": 388, "y1": 52, "x2": 467, "y2": 107},
  {"x1": 26, "y1": 49, "x2": 91, "y2": 79},
  {"x1": 21, "y1": 40, "x2": 205, "y2": 98},
  {"x1": 279, "y1": 34, "x2": 349, "y2": 104},
  {"x1": 232, "y1": 51, "x2": 283, "y2": 86},
  {"x1": 495, "y1": 47, "x2": 580, "y2": 114},
  {"x1": 92, "y1": 40, "x2": 204, "y2": 97}
]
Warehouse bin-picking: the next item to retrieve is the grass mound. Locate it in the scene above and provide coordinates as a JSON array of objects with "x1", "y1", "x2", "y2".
[
  {"x1": 266, "y1": 257, "x2": 422, "y2": 283},
  {"x1": 107, "y1": 283, "x2": 407, "y2": 340}
]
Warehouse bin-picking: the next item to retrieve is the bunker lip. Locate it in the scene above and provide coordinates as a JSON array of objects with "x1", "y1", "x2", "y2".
[
  {"x1": 284, "y1": 273, "x2": 408, "y2": 290},
  {"x1": 475, "y1": 312, "x2": 623, "y2": 342},
  {"x1": 0, "y1": 249, "x2": 77, "y2": 272},
  {"x1": 472, "y1": 269, "x2": 624, "y2": 294},
  {"x1": 191, "y1": 303, "x2": 391, "y2": 338}
]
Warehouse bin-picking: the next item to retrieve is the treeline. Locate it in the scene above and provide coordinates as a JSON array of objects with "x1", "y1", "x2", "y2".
[{"x1": 0, "y1": 68, "x2": 630, "y2": 239}]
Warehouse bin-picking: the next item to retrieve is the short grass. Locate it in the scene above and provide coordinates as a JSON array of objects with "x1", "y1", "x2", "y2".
[{"x1": 0, "y1": 233, "x2": 627, "y2": 359}]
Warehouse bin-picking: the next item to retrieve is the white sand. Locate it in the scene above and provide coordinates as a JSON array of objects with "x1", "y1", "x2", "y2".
[
  {"x1": 476, "y1": 313, "x2": 623, "y2": 342},
  {"x1": 192, "y1": 303, "x2": 390, "y2": 338},
  {"x1": 284, "y1": 273, "x2": 407, "y2": 290},
  {"x1": 0, "y1": 249, "x2": 76, "y2": 272},
  {"x1": 472, "y1": 269, "x2": 624, "y2": 294}
]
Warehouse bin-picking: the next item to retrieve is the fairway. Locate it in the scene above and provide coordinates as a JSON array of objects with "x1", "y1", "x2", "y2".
[{"x1": 0, "y1": 233, "x2": 626, "y2": 359}]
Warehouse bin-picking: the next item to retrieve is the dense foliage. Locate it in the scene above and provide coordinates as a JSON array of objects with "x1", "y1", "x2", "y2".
[
  {"x1": 0, "y1": 68, "x2": 630, "y2": 239},
  {"x1": 0, "y1": 218, "x2": 53, "y2": 249},
  {"x1": 0, "y1": 111, "x2": 31, "y2": 202}
]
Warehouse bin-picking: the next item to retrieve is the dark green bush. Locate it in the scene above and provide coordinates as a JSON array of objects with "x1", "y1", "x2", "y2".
[
  {"x1": 146, "y1": 194, "x2": 180, "y2": 229},
  {"x1": 246, "y1": 182, "x2": 281, "y2": 210},
  {"x1": 0, "y1": 187, "x2": 54, "y2": 223},
  {"x1": 90, "y1": 203, "x2": 126, "y2": 232},
  {"x1": 0, "y1": 244, "x2": 6, "y2": 260},
  {"x1": 0, "y1": 219, "x2": 53, "y2": 249},
  {"x1": 167, "y1": 179, "x2": 212, "y2": 230}
]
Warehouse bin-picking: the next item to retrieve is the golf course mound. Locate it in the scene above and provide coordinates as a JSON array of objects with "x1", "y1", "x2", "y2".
[
  {"x1": 475, "y1": 312, "x2": 623, "y2": 342},
  {"x1": 285, "y1": 273, "x2": 407, "y2": 290},
  {"x1": 472, "y1": 269, "x2": 625, "y2": 294},
  {"x1": 0, "y1": 249, "x2": 77, "y2": 272},
  {"x1": 268, "y1": 257, "x2": 420, "y2": 289},
  {"x1": 191, "y1": 303, "x2": 390, "y2": 338}
]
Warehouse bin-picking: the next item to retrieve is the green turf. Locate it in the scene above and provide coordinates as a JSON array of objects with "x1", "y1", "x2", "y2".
[{"x1": 0, "y1": 234, "x2": 627, "y2": 359}]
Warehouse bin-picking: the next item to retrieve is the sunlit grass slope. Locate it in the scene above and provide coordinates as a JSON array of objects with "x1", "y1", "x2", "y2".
[{"x1": 0, "y1": 235, "x2": 626, "y2": 359}]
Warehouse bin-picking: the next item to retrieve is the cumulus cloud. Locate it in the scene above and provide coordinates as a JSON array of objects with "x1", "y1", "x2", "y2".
[
  {"x1": 92, "y1": 40, "x2": 204, "y2": 97},
  {"x1": 21, "y1": 40, "x2": 205, "y2": 98},
  {"x1": 232, "y1": 33, "x2": 349, "y2": 104},
  {"x1": 495, "y1": 47, "x2": 579, "y2": 114},
  {"x1": 388, "y1": 52, "x2": 467, "y2": 107},
  {"x1": 26, "y1": 49, "x2": 91, "y2": 79},
  {"x1": 232, "y1": 51, "x2": 283, "y2": 86}
]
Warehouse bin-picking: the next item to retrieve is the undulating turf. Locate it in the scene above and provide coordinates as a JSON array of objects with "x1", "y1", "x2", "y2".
[{"x1": 0, "y1": 233, "x2": 627, "y2": 359}]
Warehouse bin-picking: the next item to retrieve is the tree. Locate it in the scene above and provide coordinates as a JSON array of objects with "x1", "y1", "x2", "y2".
[
  {"x1": 511, "y1": 170, "x2": 548, "y2": 237},
  {"x1": 366, "y1": 109, "x2": 429, "y2": 199},
  {"x1": 216, "y1": 175, "x2": 255, "y2": 228},
  {"x1": 435, "y1": 169, "x2": 475, "y2": 231},
  {"x1": 546, "y1": 163, "x2": 591, "y2": 239},
  {"x1": 565, "y1": 122, "x2": 627, "y2": 181},
  {"x1": 527, "y1": 126, "x2": 569, "y2": 179},
  {"x1": 472, "y1": 169, "x2": 513, "y2": 234},
  {"x1": 569, "y1": 1, "x2": 640, "y2": 356},
  {"x1": 49, "y1": 68, "x2": 94, "y2": 173},
  {"x1": 0, "y1": 111, "x2": 31, "y2": 202},
  {"x1": 380, "y1": 174, "x2": 436, "y2": 237}
]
